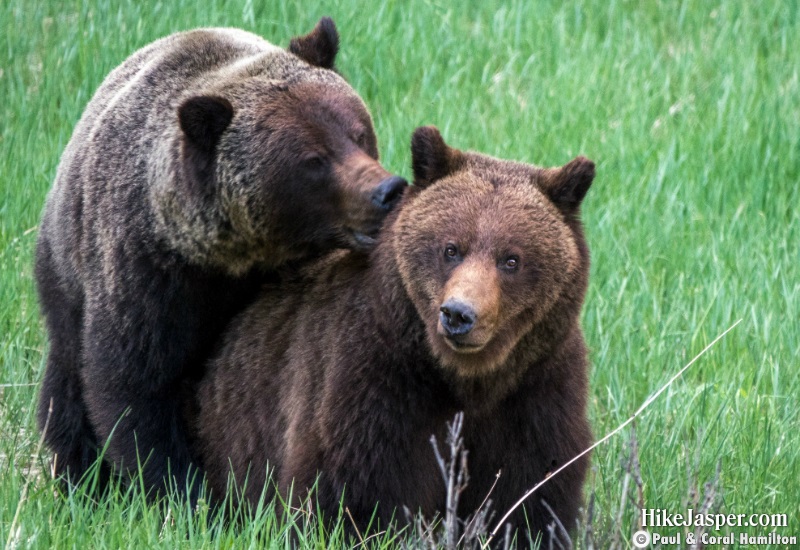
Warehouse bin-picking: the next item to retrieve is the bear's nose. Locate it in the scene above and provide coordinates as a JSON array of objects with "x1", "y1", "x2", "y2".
[
  {"x1": 439, "y1": 300, "x2": 476, "y2": 337},
  {"x1": 371, "y1": 175, "x2": 408, "y2": 210}
]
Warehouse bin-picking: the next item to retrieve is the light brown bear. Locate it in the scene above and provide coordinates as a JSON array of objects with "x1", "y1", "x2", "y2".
[
  {"x1": 192, "y1": 127, "x2": 595, "y2": 543},
  {"x1": 35, "y1": 18, "x2": 406, "y2": 501}
]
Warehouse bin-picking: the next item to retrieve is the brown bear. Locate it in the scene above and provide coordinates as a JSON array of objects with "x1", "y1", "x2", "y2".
[
  {"x1": 35, "y1": 18, "x2": 407, "y2": 501},
  {"x1": 191, "y1": 126, "x2": 595, "y2": 542}
]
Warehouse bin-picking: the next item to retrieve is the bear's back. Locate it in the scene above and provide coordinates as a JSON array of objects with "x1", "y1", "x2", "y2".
[
  {"x1": 51, "y1": 28, "x2": 280, "y2": 197},
  {"x1": 85, "y1": 28, "x2": 279, "y2": 119}
]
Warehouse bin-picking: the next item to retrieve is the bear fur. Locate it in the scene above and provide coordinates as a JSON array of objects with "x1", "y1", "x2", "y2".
[
  {"x1": 35, "y1": 18, "x2": 406, "y2": 499},
  {"x1": 191, "y1": 126, "x2": 595, "y2": 542}
]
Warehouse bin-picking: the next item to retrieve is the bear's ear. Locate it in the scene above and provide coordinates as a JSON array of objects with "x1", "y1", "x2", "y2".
[
  {"x1": 178, "y1": 96, "x2": 234, "y2": 154},
  {"x1": 541, "y1": 156, "x2": 596, "y2": 211},
  {"x1": 289, "y1": 17, "x2": 339, "y2": 70},
  {"x1": 411, "y1": 126, "x2": 463, "y2": 188}
]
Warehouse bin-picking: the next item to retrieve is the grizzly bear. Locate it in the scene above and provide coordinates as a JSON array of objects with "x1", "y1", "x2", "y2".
[
  {"x1": 191, "y1": 126, "x2": 595, "y2": 542},
  {"x1": 35, "y1": 18, "x2": 407, "y2": 500}
]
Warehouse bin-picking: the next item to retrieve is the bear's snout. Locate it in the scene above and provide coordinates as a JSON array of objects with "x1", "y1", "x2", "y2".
[
  {"x1": 334, "y1": 153, "x2": 408, "y2": 248},
  {"x1": 341, "y1": 173, "x2": 406, "y2": 249},
  {"x1": 371, "y1": 175, "x2": 407, "y2": 210},
  {"x1": 435, "y1": 259, "x2": 501, "y2": 354},
  {"x1": 439, "y1": 299, "x2": 476, "y2": 337}
]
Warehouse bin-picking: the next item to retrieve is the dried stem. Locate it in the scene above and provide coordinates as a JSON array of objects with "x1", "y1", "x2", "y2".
[{"x1": 6, "y1": 397, "x2": 52, "y2": 550}]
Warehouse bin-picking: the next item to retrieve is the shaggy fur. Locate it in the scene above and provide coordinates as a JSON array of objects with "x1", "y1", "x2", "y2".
[
  {"x1": 35, "y1": 18, "x2": 405, "y2": 499},
  {"x1": 191, "y1": 127, "x2": 595, "y2": 542}
]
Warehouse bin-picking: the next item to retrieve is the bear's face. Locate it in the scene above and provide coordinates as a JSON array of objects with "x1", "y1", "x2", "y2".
[
  {"x1": 395, "y1": 127, "x2": 594, "y2": 377},
  {"x1": 218, "y1": 78, "x2": 403, "y2": 266},
  {"x1": 172, "y1": 22, "x2": 406, "y2": 273}
]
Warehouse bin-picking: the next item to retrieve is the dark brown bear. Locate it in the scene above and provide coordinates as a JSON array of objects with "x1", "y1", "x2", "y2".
[
  {"x1": 192, "y1": 127, "x2": 595, "y2": 542},
  {"x1": 35, "y1": 18, "x2": 406, "y2": 500}
]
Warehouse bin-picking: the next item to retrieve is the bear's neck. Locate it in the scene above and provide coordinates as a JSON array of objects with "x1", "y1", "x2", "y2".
[
  {"x1": 365, "y1": 232, "x2": 429, "y2": 354},
  {"x1": 446, "y1": 313, "x2": 586, "y2": 413}
]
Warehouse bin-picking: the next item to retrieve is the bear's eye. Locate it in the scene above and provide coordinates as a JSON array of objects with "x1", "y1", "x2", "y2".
[
  {"x1": 444, "y1": 243, "x2": 459, "y2": 259},
  {"x1": 500, "y1": 255, "x2": 520, "y2": 271},
  {"x1": 354, "y1": 131, "x2": 368, "y2": 148},
  {"x1": 302, "y1": 155, "x2": 327, "y2": 172}
]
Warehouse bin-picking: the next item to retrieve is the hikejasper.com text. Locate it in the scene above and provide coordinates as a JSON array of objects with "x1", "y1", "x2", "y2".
[{"x1": 642, "y1": 509, "x2": 788, "y2": 531}]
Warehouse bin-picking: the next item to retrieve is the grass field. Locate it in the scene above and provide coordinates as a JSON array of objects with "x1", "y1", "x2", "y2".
[{"x1": 2, "y1": 0, "x2": 798, "y2": 548}]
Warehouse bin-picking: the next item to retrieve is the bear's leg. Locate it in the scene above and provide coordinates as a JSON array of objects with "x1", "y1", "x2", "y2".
[
  {"x1": 80, "y1": 287, "x2": 204, "y2": 503},
  {"x1": 80, "y1": 349, "x2": 201, "y2": 501},
  {"x1": 35, "y1": 244, "x2": 111, "y2": 491},
  {"x1": 38, "y1": 349, "x2": 112, "y2": 492}
]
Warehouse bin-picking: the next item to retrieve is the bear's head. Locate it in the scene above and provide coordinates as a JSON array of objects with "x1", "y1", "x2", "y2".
[
  {"x1": 395, "y1": 127, "x2": 595, "y2": 378},
  {"x1": 173, "y1": 18, "x2": 406, "y2": 273}
]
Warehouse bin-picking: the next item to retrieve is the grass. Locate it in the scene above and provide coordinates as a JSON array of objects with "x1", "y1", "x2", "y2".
[{"x1": 2, "y1": 0, "x2": 798, "y2": 547}]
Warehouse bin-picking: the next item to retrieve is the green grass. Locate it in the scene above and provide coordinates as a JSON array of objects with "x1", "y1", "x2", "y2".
[{"x1": 2, "y1": 0, "x2": 799, "y2": 547}]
